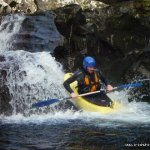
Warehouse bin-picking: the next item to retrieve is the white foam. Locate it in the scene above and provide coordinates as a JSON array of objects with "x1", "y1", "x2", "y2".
[{"x1": 1, "y1": 99, "x2": 150, "y2": 126}]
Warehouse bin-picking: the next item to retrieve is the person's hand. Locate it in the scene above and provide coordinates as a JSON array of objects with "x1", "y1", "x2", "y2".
[
  {"x1": 106, "y1": 84, "x2": 113, "y2": 92},
  {"x1": 70, "y1": 92, "x2": 77, "y2": 99}
]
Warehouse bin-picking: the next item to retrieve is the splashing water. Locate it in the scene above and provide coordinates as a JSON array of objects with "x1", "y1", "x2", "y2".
[
  {"x1": 0, "y1": 50, "x2": 67, "y2": 115},
  {"x1": 1, "y1": 102, "x2": 150, "y2": 126},
  {"x1": 1, "y1": 86, "x2": 150, "y2": 126}
]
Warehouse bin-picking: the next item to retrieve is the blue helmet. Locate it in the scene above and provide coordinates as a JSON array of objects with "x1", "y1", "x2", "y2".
[{"x1": 83, "y1": 56, "x2": 96, "y2": 69}]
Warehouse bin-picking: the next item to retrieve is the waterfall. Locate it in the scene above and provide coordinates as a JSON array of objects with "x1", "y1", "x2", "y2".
[
  {"x1": 1, "y1": 51, "x2": 67, "y2": 115},
  {"x1": 0, "y1": 13, "x2": 67, "y2": 115},
  {"x1": 0, "y1": 13, "x2": 25, "y2": 52}
]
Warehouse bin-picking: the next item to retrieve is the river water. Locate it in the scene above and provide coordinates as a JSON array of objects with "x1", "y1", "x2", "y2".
[
  {"x1": 0, "y1": 14, "x2": 150, "y2": 150},
  {"x1": 0, "y1": 101, "x2": 150, "y2": 149}
]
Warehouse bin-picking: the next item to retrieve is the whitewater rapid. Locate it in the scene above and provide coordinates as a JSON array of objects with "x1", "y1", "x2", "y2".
[{"x1": 1, "y1": 88, "x2": 150, "y2": 126}]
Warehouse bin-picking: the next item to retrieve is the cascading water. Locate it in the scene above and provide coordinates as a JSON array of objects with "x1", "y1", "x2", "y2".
[
  {"x1": 0, "y1": 13, "x2": 67, "y2": 116},
  {"x1": 0, "y1": 13, "x2": 25, "y2": 52},
  {"x1": 1, "y1": 50, "x2": 67, "y2": 115}
]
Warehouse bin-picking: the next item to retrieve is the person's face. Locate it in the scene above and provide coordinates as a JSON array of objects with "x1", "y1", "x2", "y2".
[{"x1": 87, "y1": 66, "x2": 95, "y2": 74}]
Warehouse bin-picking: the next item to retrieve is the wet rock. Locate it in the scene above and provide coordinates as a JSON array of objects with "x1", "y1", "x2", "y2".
[
  {"x1": 0, "y1": 84, "x2": 12, "y2": 115},
  {"x1": 123, "y1": 49, "x2": 150, "y2": 81},
  {"x1": 97, "y1": 0, "x2": 133, "y2": 5},
  {"x1": 0, "y1": 0, "x2": 11, "y2": 14},
  {"x1": 0, "y1": 56, "x2": 13, "y2": 115},
  {"x1": 9, "y1": 0, "x2": 36, "y2": 13},
  {"x1": 54, "y1": 4, "x2": 86, "y2": 37},
  {"x1": 53, "y1": 46, "x2": 68, "y2": 59},
  {"x1": 0, "y1": 12, "x2": 64, "y2": 52}
]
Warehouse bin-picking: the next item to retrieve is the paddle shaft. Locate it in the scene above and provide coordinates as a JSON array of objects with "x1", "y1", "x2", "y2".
[
  {"x1": 62, "y1": 90, "x2": 101, "y2": 101},
  {"x1": 62, "y1": 82, "x2": 143, "y2": 100}
]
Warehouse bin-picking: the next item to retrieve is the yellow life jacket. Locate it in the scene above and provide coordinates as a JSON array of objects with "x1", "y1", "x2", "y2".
[{"x1": 84, "y1": 72, "x2": 100, "y2": 92}]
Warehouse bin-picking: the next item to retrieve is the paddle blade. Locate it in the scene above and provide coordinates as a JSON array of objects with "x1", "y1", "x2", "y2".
[
  {"x1": 117, "y1": 83, "x2": 143, "y2": 89},
  {"x1": 32, "y1": 99, "x2": 60, "y2": 108}
]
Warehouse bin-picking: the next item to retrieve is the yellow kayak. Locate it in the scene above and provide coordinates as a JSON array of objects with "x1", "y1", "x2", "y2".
[{"x1": 64, "y1": 73, "x2": 122, "y2": 114}]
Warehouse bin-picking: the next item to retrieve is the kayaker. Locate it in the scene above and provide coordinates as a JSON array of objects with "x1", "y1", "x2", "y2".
[{"x1": 63, "y1": 56, "x2": 114, "y2": 107}]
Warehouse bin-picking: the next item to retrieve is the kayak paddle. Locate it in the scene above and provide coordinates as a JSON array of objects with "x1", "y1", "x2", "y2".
[
  {"x1": 32, "y1": 90, "x2": 101, "y2": 108},
  {"x1": 112, "y1": 82, "x2": 143, "y2": 90},
  {"x1": 32, "y1": 82, "x2": 143, "y2": 108}
]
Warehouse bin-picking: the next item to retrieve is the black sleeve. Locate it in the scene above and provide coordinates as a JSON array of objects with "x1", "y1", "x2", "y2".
[
  {"x1": 98, "y1": 70, "x2": 109, "y2": 86},
  {"x1": 63, "y1": 71, "x2": 81, "y2": 93}
]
